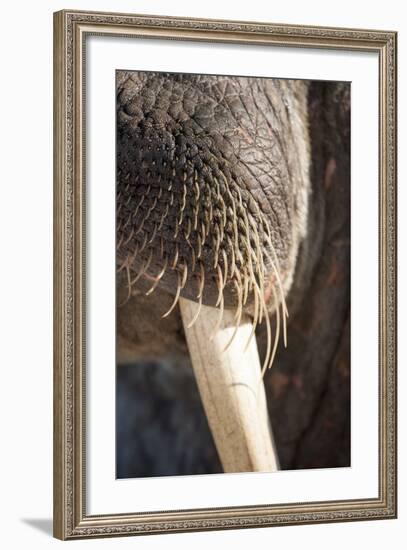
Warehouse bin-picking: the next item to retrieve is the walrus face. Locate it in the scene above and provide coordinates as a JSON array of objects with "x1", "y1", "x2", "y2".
[{"x1": 116, "y1": 72, "x2": 310, "y2": 326}]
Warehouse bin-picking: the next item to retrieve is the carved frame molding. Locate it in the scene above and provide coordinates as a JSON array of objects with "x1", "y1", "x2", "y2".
[{"x1": 53, "y1": 10, "x2": 397, "y2": 540}]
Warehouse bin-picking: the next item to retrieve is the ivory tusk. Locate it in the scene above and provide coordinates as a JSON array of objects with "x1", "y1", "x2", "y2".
[{"x1": 179, "y1": 298, "x2": 279, "y2": 473}]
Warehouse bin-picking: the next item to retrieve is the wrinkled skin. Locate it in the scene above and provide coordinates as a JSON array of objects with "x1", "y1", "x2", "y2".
[{"x1": 116, "y1": 72, "x2": 350, "y2": 476}]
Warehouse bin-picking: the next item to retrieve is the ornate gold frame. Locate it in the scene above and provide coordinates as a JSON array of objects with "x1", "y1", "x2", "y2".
[{"x1": 53, "y1": 9, "x2": 397, "y2": 540}]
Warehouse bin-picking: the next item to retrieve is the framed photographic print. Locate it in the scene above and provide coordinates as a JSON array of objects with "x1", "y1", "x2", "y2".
[{"x1": 53, "y1": 9, "x2": 397, "y2": 540}]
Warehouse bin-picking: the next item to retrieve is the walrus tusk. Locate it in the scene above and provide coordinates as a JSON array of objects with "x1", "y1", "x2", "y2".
[{"x1": 179, "y1": 298, "x2": 279, "y2": 473}]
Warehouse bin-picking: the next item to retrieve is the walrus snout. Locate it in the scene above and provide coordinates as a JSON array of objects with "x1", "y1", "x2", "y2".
[{"x1": 116, "y1": 72, "x2": 310, "y2": 322}]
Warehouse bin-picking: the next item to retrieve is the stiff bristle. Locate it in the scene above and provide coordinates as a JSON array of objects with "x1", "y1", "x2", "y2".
[{"x1": 117, "y1": 166, "x2": 288, "y2": 372}]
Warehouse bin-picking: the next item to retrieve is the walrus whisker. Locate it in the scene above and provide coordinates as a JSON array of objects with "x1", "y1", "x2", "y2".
[
  {"x1": 235, "y1": 247, "x2": 244, "y2": 272},
  {"x1": 148, "y1": 196, "x2": 158, "y2": 217},
  {"x1": 118, "y1": 263, "x2": 132, "y2": 307},
  {"x1": 180, "y1": 259, "x2": 188, "y2": 289},
  {"x1": 130, "y1": 248, "x2": 153, "y2": 285},
  {"x1": 227, "y1": 236, "x2": 236, "y2": 278},
  {"x1": 131, "y1": 201, "x2": 142, "y2": 221},
  {"x1": 233, "y1": 216, "x2": 239, "y2": 253},
  {"x1": 254, "y1": 274, "x2": 265, "y2": 326},
  {"x1": 201, "y1": 220, "x2": 207, "y2": 246},
  {"x1": 185, "y1": 217, "x2": 192, "y2": 240},
  {"x1": 244, "y1": 282, "x2": 260, "y2": 351},
  {"x1": 148, "y1": 222, "x2": 158, "y2": 244},
  {"x1": 178, "y1": 208, "x2": 186, "y2": 230},
  {"x1": 213, "y1": 225, "x2": 221, "y2": 268},
  {"x1": 249, "y1": 248, "x2": 264, "y2": 323},
  {"x1": 134, "y1": 193, "x2": 145, "y2": 212},
  {"x1": 171, "y1": 243, "x2": 179, "y2": 269},
  {"x1": 260, "y1": 296, "x2": 272, "y2": 376},
  {"x1": 117, "y1": 240, "x2": 138, "y2": 274},
  {"x1": 213, "y1": 175, "x2": 220, "y2": 202},
  {"x1": 193, "y1": 205, "x2": 199, "y2": 231},
  {"x1": 122, "y1": 212, "x2": 132, "y2": 231},
  {"x1": 208, "y1": 194, "x2": 214, "y2": 225},
  {"x1": 122, "y1": 227, "x2": 135, "y2": 248},
  {"x1": 159, "y1": 237, "x2": 164, "y2": 259},
  {"x1": 215, "y1": 264, "x2": 223, "y2": 307},
  {"x1": 249, "y1": 216, "x2": 265, "y2": 281},
  {"x1": 139, "y1": 230, "x2": 148, "y2": 253},
  {"x1": 194, "y1": 178, "x2": 200, "y2": 201},
  {"x1": 196, "y1": 233, "x2": 202, "y2": 259},
  {"x1": 135, "y1": 216, "x2": 146, "y2": 235},
  {"x1": 222, "y1": 248, "x2": 228, "y2": 285},
  {"x1": 268, "y1": 285, "x2": 281, "y2": 369},
  {"x1": 187, "y1": 292, "x2": 202, "y2": 328},
  {"x1": 204, "y1": 209, "x2": 210, "y2": 239},
  {"x1": 189, "y1": 243, "x2": 196, "y2": 273},
  {"x1": 157, "y1": 203, "x2": 169, "y2": 231},
  {"x1": 219, "y1": 218, "x2": 225, "y2": 244},
  {"x1": 145, "y1": 255, "x2": 168, "y2": 296},
  {"x1": 234, "y1": 270, "x2": 243, "y2": 318},
  {"x1": 197, "y1": 262, "x2": 205, "y2": 299},
  {"x1": 181, "y1": 182, "x2": 187, "y2": 211},
  {"x1": 243, "y1": 236, "x2": 256, "y2": 293},
  {"x1": 162, "y1": 271, "x2": 182, "y2": 318}
]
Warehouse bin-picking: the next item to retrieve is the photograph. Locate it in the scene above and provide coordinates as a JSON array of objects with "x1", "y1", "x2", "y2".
[{"x1": 115, "y1": 71, "x2": 351, "y2": 478}]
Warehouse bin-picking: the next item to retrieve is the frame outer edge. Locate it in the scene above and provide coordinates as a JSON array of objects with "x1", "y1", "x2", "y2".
[
  {"x1": 53, "y1": 10, "x2": 68, "y2": 541},
  {"x1": 388, "y1": 30, "x2": 397, "y2": 518},
  {"x1": 393, "y1": 31, "x2": 398, "y2": 519},
  {"x1": 52, "y1": 9, "x2": 397, "y2": 539}
]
